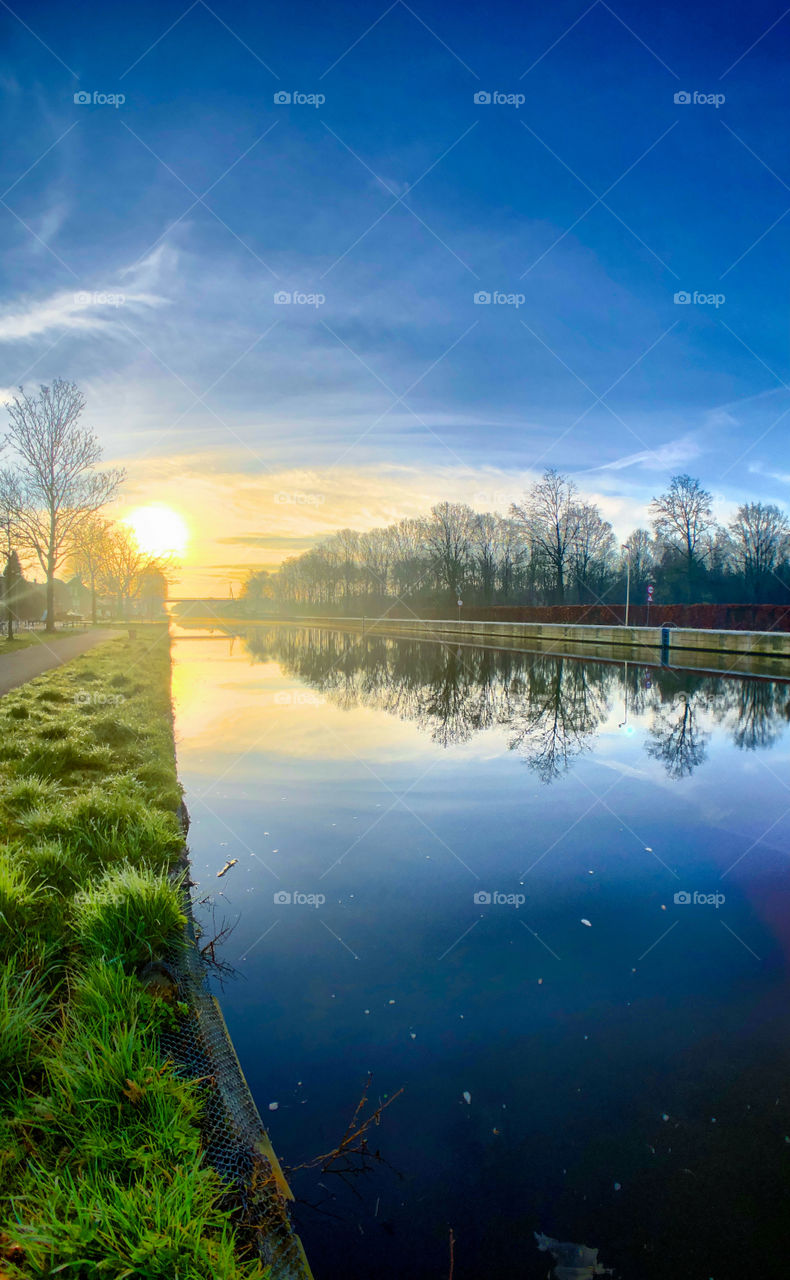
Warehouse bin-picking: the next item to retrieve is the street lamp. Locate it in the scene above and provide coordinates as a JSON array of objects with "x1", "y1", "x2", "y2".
[{"x1": 622, "y1": 543, "x2": 631, "y2": 628}]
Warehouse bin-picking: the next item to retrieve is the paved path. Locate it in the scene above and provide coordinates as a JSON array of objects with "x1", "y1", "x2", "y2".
[{"x1": 0, "y1": 629, "x2": 124, "y2": 696}]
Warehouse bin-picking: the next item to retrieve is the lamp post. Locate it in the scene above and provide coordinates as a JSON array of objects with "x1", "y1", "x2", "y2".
[{"x1": 622, "y1": 544, "x2": 631, "y2": 628}]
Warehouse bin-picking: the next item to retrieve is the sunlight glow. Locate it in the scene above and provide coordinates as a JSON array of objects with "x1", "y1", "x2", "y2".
[{"x1": 125, "y1": 504, "x2": 189, "y2": 558}]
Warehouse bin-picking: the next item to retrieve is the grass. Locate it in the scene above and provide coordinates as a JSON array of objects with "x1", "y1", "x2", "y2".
[
  {"x1": 0, "y1": 629, "x2": 90, "y2": 655},
  {"x1": 0, "y1": 627, "x2": 271, "y2": 1279}
]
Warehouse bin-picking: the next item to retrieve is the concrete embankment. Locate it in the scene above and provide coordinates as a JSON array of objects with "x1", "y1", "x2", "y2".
[
  {"x1": 278, "y1": 615, "x2": 790, "y2": 656},
  {"x1": 267, "y1": 616, "x2": 790, "y2": 679}
]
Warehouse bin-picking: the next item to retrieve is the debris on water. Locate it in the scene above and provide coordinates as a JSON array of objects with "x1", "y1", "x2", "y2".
[
  {"x1": 268, "y1": 1102, "x2": 279, "y2": 1111},
  {"x1": 409, "y1": 1031, "x2": 417, "y2": 1039},
  {"x1": 216, "y1": 859, "x2": 238, "y2": 877},
  {"x1": 711, "y1": 1117, "x2": 717, "y2": 1123},
  {"x1": 588, "y1": 869, "x2": 594, "y2": 874},
  {"x1": 534, "y1": 1232, "x2": 613, "y2": 1277},
  {"x1": 364, "y1": 1009, "x2": 370, "y2": 1015},
  {"x1": 462, "y1": 1091, "x2": 471, "y2": 1104},
  {"x1": 662, "y1": 1113, "x2": 669, "y2": 1121},
  {"x1": 388, "y1": 999, "x2": 396, "y2": 1005},
  {"x1": 538, "y1": 978, "x2": 543, "y2": 984},
  {"x1": 581, "y1": 918, "x2": 592, "y2": 927},
  {"x1": 645, "y1": 846, "x2": 653, "y2": 852},
  {"x1": 613, "y1": 1182, "x2": 621, "y2": 1191}
]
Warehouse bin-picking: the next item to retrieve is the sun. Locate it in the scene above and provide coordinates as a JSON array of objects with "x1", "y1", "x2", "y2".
[{"x1": 125, "y1": 504, "x2": 189, "y2": 558}]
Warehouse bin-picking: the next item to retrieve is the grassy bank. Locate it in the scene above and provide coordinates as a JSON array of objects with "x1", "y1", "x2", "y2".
[
  {"x1": 0, "y1": 630, "x2": 89, "y2": 655},
  {"x1": 0, "y1": 627, "x2": 269, "y2": 1279}
]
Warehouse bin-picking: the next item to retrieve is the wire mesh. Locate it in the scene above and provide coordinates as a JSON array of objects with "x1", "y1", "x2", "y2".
[{"x1": 153, "y1": 811, "x2": 313, "y2": 1280}]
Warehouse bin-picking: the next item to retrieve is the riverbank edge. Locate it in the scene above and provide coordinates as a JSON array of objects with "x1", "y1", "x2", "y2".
[
  {"x1": 168, "y1": 803, "x2": 315, "y2": 1280},
  {"x1": 0, "y1": 629, "x2": 312, "y2": 1279},
  {"x1": 266, "y1": 616, "x2": 790, "y2": 659}
]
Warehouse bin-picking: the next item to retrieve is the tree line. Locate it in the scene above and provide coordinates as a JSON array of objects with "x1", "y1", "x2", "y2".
[
  {"x1": 237, "y1": 625, "x2": 790, "y2": 781},
  {"x1": 242, "y1": 470, "x2": 790, "y2": 614},
  {"x1": 0, "y1": 380, "x2": 166, "y2": 634}
]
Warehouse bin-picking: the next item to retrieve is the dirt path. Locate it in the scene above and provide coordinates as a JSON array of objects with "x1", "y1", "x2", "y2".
[{"x1": 0, "y1": 629, "x2": 124, "y2": 696}]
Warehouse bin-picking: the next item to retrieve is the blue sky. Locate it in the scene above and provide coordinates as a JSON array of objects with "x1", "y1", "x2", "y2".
[{"x1": 2, "y1": 0, "x2": 790, "y2": 589}]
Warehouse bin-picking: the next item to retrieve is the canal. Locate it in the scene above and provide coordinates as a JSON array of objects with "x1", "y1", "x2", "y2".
[{"x1": 171, "y1": 624, "x2": 790, "y2": 1280}]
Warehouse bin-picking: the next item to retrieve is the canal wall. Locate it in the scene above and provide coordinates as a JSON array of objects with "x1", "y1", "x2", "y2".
[{"x1": 283, "y1": 616, "x2": 790, "y2": 660}]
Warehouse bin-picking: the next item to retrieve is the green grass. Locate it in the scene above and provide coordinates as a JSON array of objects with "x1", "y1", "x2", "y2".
[
  {"x1": 72, "y1": 863, "x2": 187, "y2": 968},
  {"x1": 0, "y1": 628, "x2": 270, "y2": 1279},
  {"x1": 0, "y1": 629, "x2": 90, "y2": 655}
]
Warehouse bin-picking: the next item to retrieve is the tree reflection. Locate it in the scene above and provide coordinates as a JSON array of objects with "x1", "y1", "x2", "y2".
[
  {"x1": 507, "y1": 658, "x2": 612, "y2": 782},
  {"x1": 212, "y1": 625, "x2": 790, "y2": 783},
  {"x1": 645, "y1": 691, "x2": 710, "y2": 779}
]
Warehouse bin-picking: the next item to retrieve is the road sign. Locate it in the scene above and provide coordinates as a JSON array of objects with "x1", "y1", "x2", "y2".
[{"x1": 646, "y1": 584, "x2": 654, "y2": 599}]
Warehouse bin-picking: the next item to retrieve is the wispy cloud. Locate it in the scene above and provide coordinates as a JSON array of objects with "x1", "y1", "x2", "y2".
[{"x1": 586, "y1": 437, "x2": 701, "y2": 473}]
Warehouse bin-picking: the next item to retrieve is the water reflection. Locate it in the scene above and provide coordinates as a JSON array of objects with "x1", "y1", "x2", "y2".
[{"x1": 214, "y1": 625, "x2": 790, "y2": 782}]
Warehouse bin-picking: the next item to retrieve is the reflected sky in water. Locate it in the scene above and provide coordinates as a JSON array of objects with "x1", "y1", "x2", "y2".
[{"x1": 172, "y1": 626, "x2": 790, "y2": 1280}]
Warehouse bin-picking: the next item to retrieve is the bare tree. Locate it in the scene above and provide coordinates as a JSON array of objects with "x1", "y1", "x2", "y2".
[
  {"x1": 423, "y1": 503, "x2": 473, "y2": 600},
  {"x1": 649, "y1": 474, "x2": 716, "y2": 600},
  {"x1": 570, "y1": 503, "x2": 616, "y2": 604},
  {"x1": 728, "y1": 502, "x2": 790, "y2": 602},
  {"x1": 2, "y1": 381, "x2": 124, "y2": 631},
  {"x1": 98, "y1": 524, "x2": 167, "y2": 619},
  {"x1": 511, "y1": 469, "x2": 582, "y2": 604},
  {"x1": 71, "y1": 515, "x2": 112, "y2": 625}
]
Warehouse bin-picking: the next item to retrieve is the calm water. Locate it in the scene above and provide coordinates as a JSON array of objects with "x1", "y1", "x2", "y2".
[{"x1": 171, "y1": 625, "x2": 790, "y2": 1280}]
